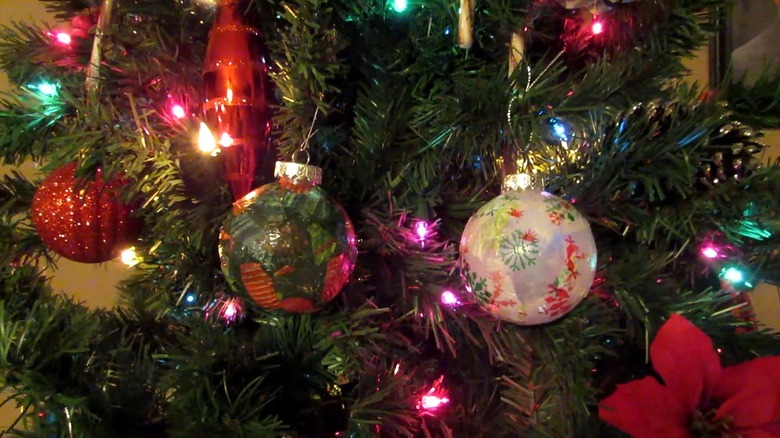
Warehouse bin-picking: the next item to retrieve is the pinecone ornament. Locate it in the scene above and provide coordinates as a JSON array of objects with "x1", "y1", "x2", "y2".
[
  {"x1": 697, "y1": 123, "x2": 764, "y2": 190},
  {"x1": 613, "y1": 102, "x2": 763, "y2": 192}
]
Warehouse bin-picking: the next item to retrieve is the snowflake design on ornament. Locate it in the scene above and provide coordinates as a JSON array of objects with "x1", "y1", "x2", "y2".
[
  {"x1": 473, "y1": 198, "x2": 520, "y2": 244},
  {"x1": 463, "y1": 263, "x2": 490, "y2": 304},
  {"x1": 545, "y1": 198, "x2": 577, "y2": 225},
  {"x1": 499, "y1": 229, "x2": 540, "y2": 271},
  {"x1": 474, "y1": 196, "x2": 514, "y2": 218}
]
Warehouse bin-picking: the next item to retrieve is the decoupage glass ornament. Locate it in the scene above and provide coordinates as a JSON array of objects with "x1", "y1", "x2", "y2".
[
  {"x1": 219, "y1": 161, "x2": 357, "y2": 313},
  {"x1": 31, "y1": 163, "x2": 142, "y2": 264},
  {"x1": 459, "y1": 173, "x2": 597, "y2": 325}
]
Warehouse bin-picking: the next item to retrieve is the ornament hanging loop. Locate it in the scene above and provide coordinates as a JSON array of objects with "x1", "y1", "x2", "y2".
[
  {"x1": 275, "y1": 106, "x2": 323, "y2": 190},
  {"x1": 504, "y1": 52, "x2": 566, "y2": 176},
  {"x1": 86, "y1": 0, "x2": 116, "y2": 101},
  {"x1": 296, "y1": 106, "x2": 320, "y2": 156},
  {"x1": 291, "y1": 149, "x2": 311, "y2": 165}
]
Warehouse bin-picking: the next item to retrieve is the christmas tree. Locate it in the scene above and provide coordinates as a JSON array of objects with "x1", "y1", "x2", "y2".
[{"x1": 0, "y1": 0, "x2": 779, "y2": 436}]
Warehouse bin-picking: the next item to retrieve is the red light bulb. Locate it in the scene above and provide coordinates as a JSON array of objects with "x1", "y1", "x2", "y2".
[
  {"x1": 592, "y1": 21, "x2": 604, "y2": 35},
  {"x1": 56, "y1": 32, "x2": 72, "y2": 45},
  {"x1": 171, "y1": 104, "x2": 186, "y2": 119}
]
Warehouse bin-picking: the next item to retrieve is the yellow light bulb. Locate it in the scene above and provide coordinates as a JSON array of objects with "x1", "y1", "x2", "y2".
[
  {"x1": 198, "y1": 122, "x2": 217, "y2": 154},
  {"x1": 120, "y1": 247, "x2": 140, "y2": 267}
]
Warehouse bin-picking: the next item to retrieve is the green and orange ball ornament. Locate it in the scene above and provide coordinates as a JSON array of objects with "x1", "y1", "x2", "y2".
[
  {"x1": 459, "y1": 173, "x2": 597, "y2": 325},
  {"x1": 219, "y1": 161, "x2": 357, "y2": 313}
]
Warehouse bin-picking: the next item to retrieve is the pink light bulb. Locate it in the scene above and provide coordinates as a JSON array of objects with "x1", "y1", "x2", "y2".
[
  {"x1": 417, "y1": 376, "x2": 450, "y2": 412},
  {"x1": 415, "y1": 221, "x2": 429, "y2": 240},
  {"x1": 441, "y1": 290, "x2": 460, "y2": 306},
  {"x1": 223, "y1": 303, "x2": 236, "y2": 317},
  {"x1": 171, "y1": 104, "x2": 186, "y2": 119},
  {"x1": 592, "y1": 21, "x2": 604, "y2": 35},
  {"x1": 701, "y1": 246, "x2": 719, "y2": 259},
  {"x1": 56, "y1": 32, "x2": 72, "y2": 45}
]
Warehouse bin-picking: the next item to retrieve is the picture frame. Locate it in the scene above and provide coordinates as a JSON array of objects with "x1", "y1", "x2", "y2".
[
  {"x1": 710, "y1": 0, "x2": 780, "y2": 128},
  {"x1": 710, "y1": 0, "x2": 780, "y2": 85}
]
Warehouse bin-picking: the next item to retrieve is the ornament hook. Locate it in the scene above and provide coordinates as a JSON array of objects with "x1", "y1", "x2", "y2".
[{"x1": 296, "y1": 106, "x2": 320, "y2": 162}]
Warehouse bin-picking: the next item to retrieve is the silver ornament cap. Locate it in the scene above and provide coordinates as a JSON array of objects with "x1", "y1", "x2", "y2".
[
  {"x1": 502, "y1": 172, "x2": 539, "y2": 193},
  {"x1": 275, "y1": 161, "x2": 322, "y2": 190}
]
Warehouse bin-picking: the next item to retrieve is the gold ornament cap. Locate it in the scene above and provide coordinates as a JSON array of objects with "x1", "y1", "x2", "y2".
[
  {"x1": 275, "y1": 161, "x2": 322, "y2": 190},
  {"x1": 502, "y1": 172, "x2": 539, "y2": 193}
]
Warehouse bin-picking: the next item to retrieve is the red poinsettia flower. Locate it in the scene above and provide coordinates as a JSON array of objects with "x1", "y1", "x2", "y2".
[{"x1": 599, "y1": 314, "x2": 780, "y2": 437}]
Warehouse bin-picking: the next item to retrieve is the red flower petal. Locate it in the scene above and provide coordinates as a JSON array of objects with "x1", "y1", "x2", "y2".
[
  {"x1": 599, "y1": 377, "x2": 691, "y2": 438},
  {"x1": 715, "y1": 356, "x2": 780, "y2": 429},
  {"x1": 734, "y1": 430, "x2": 780, "y2": 438},
  {"x1": 650, "y1": 314, "x2": 722, "y2": 413}
]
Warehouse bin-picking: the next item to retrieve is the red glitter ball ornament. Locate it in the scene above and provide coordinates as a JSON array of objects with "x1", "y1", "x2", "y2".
[{"x1": 31, "y1": 163, "x2": 142, "y2": 264}]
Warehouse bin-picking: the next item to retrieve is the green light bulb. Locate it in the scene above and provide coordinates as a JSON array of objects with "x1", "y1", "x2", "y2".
[
  {"x1": 721, "y1": 267, "x2": 744, "y2": 283},
  {"x1": 31, "y1": 82, "x2": 58, "y2": 97},
  {"x1": 392, "y1": 0, "x2": 407, "y2": 13}
]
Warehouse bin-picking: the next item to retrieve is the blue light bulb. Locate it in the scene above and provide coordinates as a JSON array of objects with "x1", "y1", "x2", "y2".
[
  {"x1": 552, "y1": 121, "x2": 568, "y2": 141},
  {"x1": 185, "y1": 293, "x2": 197, "y2": 304}
]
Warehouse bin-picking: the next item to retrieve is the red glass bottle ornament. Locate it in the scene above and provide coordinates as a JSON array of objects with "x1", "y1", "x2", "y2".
[
  {"x1": 30, "y1": 163, "x2": 142, "y2": 264},
  {"x1": 203, "y1": 0, "x2": 275, "y2": 200}
]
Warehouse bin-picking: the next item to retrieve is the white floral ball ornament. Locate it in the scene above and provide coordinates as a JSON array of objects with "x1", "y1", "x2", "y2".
[{"x1": 459, "y1": 174, "x2": 597, "y2": 325}]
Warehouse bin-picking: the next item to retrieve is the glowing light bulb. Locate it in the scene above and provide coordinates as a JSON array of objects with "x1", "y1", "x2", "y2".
[
  {"x1": 592, "y1": 21, "x2": 604, "y2": 35},
  {"x1": 185, "y1": 293, "x2": 197, "y2": 304},
  {"x1": 441, "y1": 290, "x2": 460, "y2": 306},
  {"x1": 218, "y1": 132, "x2": 234, "y2": 147},
  {"x1": 56, "y1": 32, "x2": 72, "y2": 45},
  {"x1": 701, "y1": 246, "x2": 719, "y2": 259},
  {"x1": 721, "y1": 267, "x2": 744, "y2": 283},
  {"x1": 417, "y1": 376, "x2": 449, "y2": 413},
  {"x1": 392, "y1": 0, "x2": 407, "y2": 13},
  {"x1": 226, "y1": 87, "x2": 233, "y2": 103},
  {"x1": 420, "y1": 394, "x2": 449, "y2": 410},
  {"x1": 32, "y1": 82, "x2": 58, "y2": 97},
  {"x1": 553, "y1": 121, "x2": 567, "y2": 140},
  {"x1": 198, "y1": 122, "x2": 217, "y2": 154},
  {"x1": 415, "y1": 221, "x2": 429, "y2": 246},
  {"x1": 120, "y1": 247, "x2": 140, "y2": 267},
  {"x1": 224, "y1": 303, "x2": 236, "y2": 317},
  {"x1": 171, "y1": 104, "x2": 186, "y2": 119}
]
